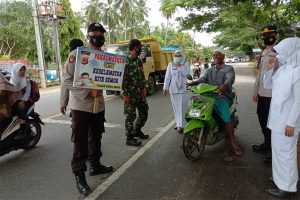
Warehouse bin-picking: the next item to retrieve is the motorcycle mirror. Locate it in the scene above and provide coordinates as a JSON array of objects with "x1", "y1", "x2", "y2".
[{"x1": 186, "y1": 74, "x2": 193, "y2": 80}]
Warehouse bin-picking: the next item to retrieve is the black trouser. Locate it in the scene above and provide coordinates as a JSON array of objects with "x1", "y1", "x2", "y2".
[
  {"x1": 71, "y1": 109, "x2": 105, "y2": 173},
  {"x1": 257, "y1": 96, "x2": 272, "y2": 149}
]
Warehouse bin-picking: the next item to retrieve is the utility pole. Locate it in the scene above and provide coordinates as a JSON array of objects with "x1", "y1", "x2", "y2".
[
  {"x1": 32, "y1": 0, "x2": 47, "y2": 88},
  {"x1": 192, "y1": 28, "x2": 196, "y2": 50},
  {"x1": 52, "y1": 1, "x2": 62, "y2": 83}
]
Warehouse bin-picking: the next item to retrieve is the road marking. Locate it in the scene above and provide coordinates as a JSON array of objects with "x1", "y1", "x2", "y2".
[
  {"x1": 41, "y1": 95, "x2": 119, "y2": 121},
  {"x1": 84, "y1": 119, "x2": 176, "y2": 200},
  {"x1": 43, "y1": 118, "x2": 121, "y2": 128}
]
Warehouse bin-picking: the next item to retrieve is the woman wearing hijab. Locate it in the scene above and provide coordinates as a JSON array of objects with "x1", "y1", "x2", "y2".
[
  {"x1": 263, "y1": 37, "x2": 300, "y2": 198},
  {"x1": 10, "y1": 63, "x2": 33, "y2": 137},
  {"x1": 163, "y1": 50, "x2": 190, "y2": 133}
]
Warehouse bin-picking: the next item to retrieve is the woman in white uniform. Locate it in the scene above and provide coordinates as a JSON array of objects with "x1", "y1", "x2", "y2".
[
  {"x1": 264, "y1": 37, "x2": 300, "y2": 198},
  {"x1": 163, "y1": 50, "x2": 190, "y2": 133}
]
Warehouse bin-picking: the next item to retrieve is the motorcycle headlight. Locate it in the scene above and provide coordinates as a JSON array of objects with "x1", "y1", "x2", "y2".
[{"x1": 189, "y1": 109, "x2": 201, "y2": 118}]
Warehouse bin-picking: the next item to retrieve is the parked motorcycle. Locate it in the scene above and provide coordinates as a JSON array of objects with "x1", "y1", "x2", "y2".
[
  {"x1": 192, "y1": 63, "x2": 201, "y2": 79},
  {"x1": 183, "y1": 75, "x2": 239, "y2": 160},
  {"x1": 0, "y1": 105, "x2": 44, "y2": 156}
]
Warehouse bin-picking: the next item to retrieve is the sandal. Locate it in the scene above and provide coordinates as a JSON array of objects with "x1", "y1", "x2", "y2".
[
  {"x1": 174, "y1": 126, "x2": 178, "y2": 130},
  {"x1": 231, "y1": 143, "x2": 242, "y2": 156}
]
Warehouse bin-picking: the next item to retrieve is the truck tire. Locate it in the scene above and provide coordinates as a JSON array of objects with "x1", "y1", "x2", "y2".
[{"x1": 147, "y1": 75, "x2": 156, "y2": 95}]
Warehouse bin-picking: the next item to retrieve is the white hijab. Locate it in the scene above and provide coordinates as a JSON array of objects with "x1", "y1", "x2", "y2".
[
  {"x1": 10, "y1": 63, "x2": 27, "y2": 90},
  {"x1": 272, "y1": 37, "x2": 300, "y2": 106}
]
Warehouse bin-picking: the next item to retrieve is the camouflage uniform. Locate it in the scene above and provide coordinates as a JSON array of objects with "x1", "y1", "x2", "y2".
[{"x1": 122, "y1": 56, "x2": 148, "y2": 136}]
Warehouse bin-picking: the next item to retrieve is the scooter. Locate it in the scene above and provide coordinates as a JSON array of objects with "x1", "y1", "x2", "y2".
[
  {"x1": 0, "y1": 105, "x2": 44, "y2": 156},
  {"x1": 192, "y1": 63, "x2": 201, "y2": 79},
  {"x1": 182, "y1": 75, "x2": 239, "y2": 160}
]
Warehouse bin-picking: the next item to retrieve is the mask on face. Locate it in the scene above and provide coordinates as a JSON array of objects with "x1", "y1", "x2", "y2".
[
  {"x1": 89, "y1": 35, "x2": 105, "y2": 47},
  {"x1": 263, "y1": 36, "x2": 276, "y2": 45},
  {"x1": 276, "y1": 54, "x2": 287, "y2": 66},
  {"x1": 81, "y1": 79, "x2": 89, "y2": 84},
  {"x1": 174, "y1": 57, "x2": 183, "y2": 64}
]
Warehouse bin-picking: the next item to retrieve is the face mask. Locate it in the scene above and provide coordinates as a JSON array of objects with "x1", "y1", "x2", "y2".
[
  {"x1": 276, "y1": 54, "x2": 287, "y2": 66},
  {"x1": 81, "y1": 79, "x2": 89, "y2": 84},
  {"x1": 174, "y1": 57, "x2": 183, "y2": 64},
  {"x1": 89, "y1": 35, "x2": 105, "y2": 47},
  {"x1": 263, "y1": 36, "x2": 276, "y2": 45}
]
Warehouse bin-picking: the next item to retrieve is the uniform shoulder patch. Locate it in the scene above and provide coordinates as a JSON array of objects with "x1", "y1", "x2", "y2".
[{"x1": 69, "y1": 55, "x2": 76, "y2": 63}]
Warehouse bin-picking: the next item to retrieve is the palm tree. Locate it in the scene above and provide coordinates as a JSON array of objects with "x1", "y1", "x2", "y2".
[
  {"x1": 159, "y1": 0, "x2": 177, "y2": 43},
  {"x1": 101, "y1": 0, "x2": 120, "y2": 44},
  {"x1": 84, "y1": 0, "x2": 101, "y2": 26},
  {"x1": 85, "y1": 0, "x2": 120, "y2": 44},
  {"x1": 116, "y1": 0, "x2": 136, "y2": 40},
  {"x1": 134, "y1": 0, "x2": 149, "y2": 21}
]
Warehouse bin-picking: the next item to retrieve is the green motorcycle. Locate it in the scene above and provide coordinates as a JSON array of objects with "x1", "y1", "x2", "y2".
[{"x1": 183, "y1": 83, "x2": 239, "y2": 161}]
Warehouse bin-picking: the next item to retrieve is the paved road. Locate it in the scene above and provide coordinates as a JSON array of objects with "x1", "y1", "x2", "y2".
[{"x1": 0, "y1": 63, "x2": 286, "y2": 200}]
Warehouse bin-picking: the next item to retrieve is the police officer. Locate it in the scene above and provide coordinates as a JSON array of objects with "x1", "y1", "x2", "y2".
[
  {"x1": 252, "y1": 24, "x2": 279, "y2": 163},
  {"x1": 123, "y1": 39, "x2": 149, "y2": 146},
  {"x1": 60, "y1": 23, "x2": 113, "y2": 196}
]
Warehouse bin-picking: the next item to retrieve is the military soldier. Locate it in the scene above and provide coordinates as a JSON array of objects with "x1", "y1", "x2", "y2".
[
  {"x1": 123, "y1": 39, "x2": 149, "y2": 146},
  {"x1": 252, "y1": 24, "x2": 279, "y2": 163},
  {"x1": 60, "y1": 23, "x2": 113, "y2": 196}
]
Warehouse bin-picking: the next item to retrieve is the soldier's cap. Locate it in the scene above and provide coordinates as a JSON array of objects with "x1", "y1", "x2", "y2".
[
  {"x1": 129, "y1": 39, "x2": 142, "y2": 50},
  {"x1": 87, "y1": 23, "x2": 106, "y2": 33},
  {"x1": 214, "y1": 48, "x2": 225, "y2": 55}
]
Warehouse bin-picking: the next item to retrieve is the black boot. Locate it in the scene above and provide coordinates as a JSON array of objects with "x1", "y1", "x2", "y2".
[
  {"x1": 267, "y1": 188, "x2": 296, "y2": 198},
  {"x1": 252, "y1": 143, "x2": 268, "y2": 154},
  {"x1": 74, "y1": 171, "x2": 91, "y2": 196},
  {"x1": 126, "y1": 135, "x2": 142, "y2": 146},
  {"x1": 134, "y1": 129, "x2": 149, "y2": 139},
  {"x1": 89, "y1": 161, "x2": 113, "y2": 176}
]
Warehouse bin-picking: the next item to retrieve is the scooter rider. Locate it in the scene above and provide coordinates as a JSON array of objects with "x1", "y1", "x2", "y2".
[{"x1": 187, "y1": 48, "x2": 242, "y2": 156}]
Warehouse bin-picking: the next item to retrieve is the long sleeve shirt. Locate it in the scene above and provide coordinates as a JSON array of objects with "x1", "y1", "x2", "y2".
[
  {"x1": 60, "y1": 46, "x2": 105, "y2": 113},
  {"x1": 163, "y1": 61, "x2": 190, "y2": 94},
  {"x1": 122, "y1": 56, "x2": 147, "y2": 97},
  {"x1": 264, "y1": 66, "x2": 300, "y2": 133},
  {"x1": 195, "y1": 64, "x2": 235, "y2": 101},
  {"x1": 18, "y1": 79, "x2": 31, "y2": 102},
  {"x1": 253, "y1": 48, "x2": 278, "y2": 97}
]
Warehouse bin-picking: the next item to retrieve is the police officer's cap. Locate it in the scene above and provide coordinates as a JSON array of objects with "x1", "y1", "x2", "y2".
[
  {"x1": 261, "y1": 24, "x2": 277, "y2": 38},
  {"x1": 87, "y1": 23, "x2": 106, "y2": 33},
  {"x1": 129, "y1": 39, "x2": 142, "y2": 50},
  {"x1": 262, "y1": 24, "x2": 277, "y2": 33}
]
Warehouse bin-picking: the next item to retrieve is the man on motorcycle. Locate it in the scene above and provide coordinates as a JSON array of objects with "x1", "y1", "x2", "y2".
[{"x1": 188, "y1": 48, "x2": 242, "y2": 156}]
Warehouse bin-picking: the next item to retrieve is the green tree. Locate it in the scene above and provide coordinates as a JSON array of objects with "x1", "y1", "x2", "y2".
[
  {"x1": 159, "y1": 0, "x2": 177, "y2": 43},
  {"x1": 159, "y1": 0, "x2": 300, "y2": 55},
  {"x1": 0, "y1": 0, "x2": 35, "y2": 59},
  {"x1": 84, "y1": 0, "x2": 101, "y2": 26},
  {"x1": 59, "y1": 0, "x2": 84, "y2": 62},
  {"x1": 116, "y1": 0, "x2": 136, "y2": 40},
  {"x1": 100, "y1": 0, "x2": 121, "y2": 44}
]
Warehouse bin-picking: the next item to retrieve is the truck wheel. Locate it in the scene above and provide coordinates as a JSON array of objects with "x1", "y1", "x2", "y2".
[{"x1": 147, "y1": 75, "x2": 156, "y2": 95}]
